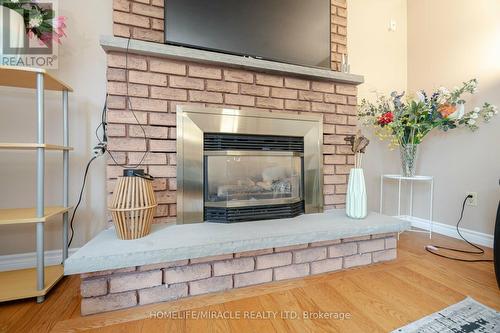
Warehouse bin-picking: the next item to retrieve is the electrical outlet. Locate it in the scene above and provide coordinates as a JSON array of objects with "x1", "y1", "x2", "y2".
[
  {"x1": 466, "y1": 192, "x2": 478, "y2": 206},
  {"x1": 389, "y1": 19, "x2": 397, "y2": 31}
]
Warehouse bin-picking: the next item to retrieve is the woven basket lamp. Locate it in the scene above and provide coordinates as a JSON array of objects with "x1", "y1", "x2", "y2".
[{"x1": 109, "y1": 169, "x2": 157, "y2": 240}]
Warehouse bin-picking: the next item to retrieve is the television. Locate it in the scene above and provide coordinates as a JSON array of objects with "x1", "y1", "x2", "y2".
[{"x1": 164, "y1": 0, "x2": 331, "y2": 69}]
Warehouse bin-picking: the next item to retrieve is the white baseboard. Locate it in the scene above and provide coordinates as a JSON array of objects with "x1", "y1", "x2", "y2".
[
  {"x1": 0, "y1": 248, "x2": 79, "y2": 272},
  {"x1": 398, "y1": 215, "x2": 494, "y2": 248}
]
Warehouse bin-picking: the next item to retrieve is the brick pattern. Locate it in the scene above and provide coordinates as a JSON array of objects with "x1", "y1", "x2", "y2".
[
  {"x1": 331, "y1": 0, "x2": 348, "y2": 71},
  {"x1": 80, "y1": 233, "x2": 397, "y2": 315},
  {"x1": 112, "y1": 0, "x2": 348, "y2": 71},
  {"x1": 108, "y1": 0, "x2": 353, "y2": 220},
  {"x1": 106, "y1": 53, "x2": 358, "y2": 220}
]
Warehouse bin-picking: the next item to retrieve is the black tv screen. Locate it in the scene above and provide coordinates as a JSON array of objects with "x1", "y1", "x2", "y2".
[{"x1": 165, "y1": 0, "x2": 331, "y2": 69}]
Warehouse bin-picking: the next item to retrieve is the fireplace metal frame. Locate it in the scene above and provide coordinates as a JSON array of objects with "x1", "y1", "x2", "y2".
[{"x1": 176, "y1": 106, "x2": 323, "y2": 224}]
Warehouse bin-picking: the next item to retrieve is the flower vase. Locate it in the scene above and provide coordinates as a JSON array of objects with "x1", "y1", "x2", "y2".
[
  {"x1": 400, "y1": 144, "x2": 418, "y2": 177},
  {"x1": 346, "y1": 168, "x2": 367, "y2": 219}
]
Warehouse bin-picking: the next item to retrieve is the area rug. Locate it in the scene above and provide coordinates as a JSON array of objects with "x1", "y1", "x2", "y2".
[{"x1": 392, "y1": 297, "x2": 499, "y2": 333}]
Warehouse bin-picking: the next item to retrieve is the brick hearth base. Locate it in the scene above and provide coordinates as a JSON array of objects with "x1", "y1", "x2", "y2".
[{"x1": 80, "y1": 233, "x2": 397, "y2": 315}]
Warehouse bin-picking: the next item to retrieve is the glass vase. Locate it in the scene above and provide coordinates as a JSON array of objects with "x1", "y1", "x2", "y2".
[{"x1": 400, "y1": 144, "x2": 418, "y2": 177}]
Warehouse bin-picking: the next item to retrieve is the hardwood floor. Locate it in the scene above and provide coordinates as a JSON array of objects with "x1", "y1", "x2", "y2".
[{"x1": 0, "y1": 231, "x2": 498, "y2": 333}]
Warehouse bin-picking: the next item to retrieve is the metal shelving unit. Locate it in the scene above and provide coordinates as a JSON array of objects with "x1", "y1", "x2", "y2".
[{"x1": 0, "y1": 65, "x2": 73, "y2": 303}]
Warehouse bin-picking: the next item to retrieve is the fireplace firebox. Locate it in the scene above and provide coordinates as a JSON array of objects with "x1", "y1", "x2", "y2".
[
  {"x1": 203, "y1": 134, "x2": 305, "y2": 222},
  {"x1": 176, "y1": 106, "x2": 323, "y2": 224}
]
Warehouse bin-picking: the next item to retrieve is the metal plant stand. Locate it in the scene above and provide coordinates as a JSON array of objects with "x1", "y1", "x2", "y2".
[
  {"x1": 380, "y1": 174, "x2": 434, "y2": 239},
  {"x1": 0, "y1": 66, "x2": 73, "y2": 303}
]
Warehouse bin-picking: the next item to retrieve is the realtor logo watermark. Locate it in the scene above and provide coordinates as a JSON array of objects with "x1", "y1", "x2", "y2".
[
  {"x1": 148, "y1": 310, "x2": 353, "y2": 321},
  {"x1": 1, "y1": 0, "x2": 64, "y2": 68}
]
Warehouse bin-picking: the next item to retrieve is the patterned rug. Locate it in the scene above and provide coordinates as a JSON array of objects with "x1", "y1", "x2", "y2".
[{"x1": 392, "y1": 297, "x2": 500, "y2": 333}]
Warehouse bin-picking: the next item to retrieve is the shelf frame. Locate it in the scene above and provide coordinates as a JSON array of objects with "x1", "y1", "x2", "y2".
[
  {"x1": 0, "y1": 65, "x2": 73, "y2": 91},
  {"x1": 0, "y1": 265, "x2": 64, "y2": 302},
  {"x1": 36, "y1": 72, "x2": 45, "y2": 296},
  {"x1": 62, "y1": 90, "x2": 70, "y2": 262},
  {"x1": 0, "y1": 67, "x2": 71, "y2": 303},
  {"x1": 0, "y1": 206, "x2": 72, "y2": 225},
  {"x1": 0, "y1": 143, "x2": 73, "y2": 150}
]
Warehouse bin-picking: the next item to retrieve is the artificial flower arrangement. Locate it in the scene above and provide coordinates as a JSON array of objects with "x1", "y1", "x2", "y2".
[
  {"x1": 358, "y1": 79, "x2": 497, "y2": 176},
  {"x1": 1, "y1": 0, "x2": 66, "y2": 46}
]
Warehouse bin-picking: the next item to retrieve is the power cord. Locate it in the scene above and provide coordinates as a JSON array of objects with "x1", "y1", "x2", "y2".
[
  {"x1": 68, "y1": 156, "x2": 97, "y2": 248},
  {"x1": 99, "y1": 38, "x2": 149, "y2": 169},
  {"x1": 425, "y1": 195, "x2": 494, "y2": 262},
  {"x1": 68, "y1": 38, "x2": 151, "y2": 248}
]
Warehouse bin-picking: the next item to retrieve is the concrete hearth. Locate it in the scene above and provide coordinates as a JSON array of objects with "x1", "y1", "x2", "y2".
[
  {"x1": 65, "y1": 210, "x2": 409, "y2": 275},
  {"x1": 65, "y1": 211, "x2": 410, "y2": 315}
]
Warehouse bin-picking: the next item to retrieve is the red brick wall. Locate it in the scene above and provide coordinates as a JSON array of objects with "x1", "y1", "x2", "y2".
[{"x1": 107, "y1": 0, "x2": 355, "y2": 223}]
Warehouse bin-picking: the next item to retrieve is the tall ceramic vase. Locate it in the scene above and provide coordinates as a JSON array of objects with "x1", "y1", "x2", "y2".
[{"x1": 346, "y1": 168, "x2": 367, "y2": 219}]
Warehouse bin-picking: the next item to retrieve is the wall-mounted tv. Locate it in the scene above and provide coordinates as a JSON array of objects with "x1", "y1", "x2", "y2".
[{"x1": 165, "y1": 0, "x2": 331, "y2": 69}]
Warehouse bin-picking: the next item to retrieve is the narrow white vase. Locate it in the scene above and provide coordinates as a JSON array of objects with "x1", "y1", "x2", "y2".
[{"x1": 346, "y1": 168, "x2": 367, "y2": 219}]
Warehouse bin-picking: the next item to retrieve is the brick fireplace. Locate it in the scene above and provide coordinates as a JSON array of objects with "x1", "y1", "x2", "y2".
[
  {"x1": 64, "y1": 0, "x2": 415, "y2": 316},
  {"x1": 106, "y1": 0, "x2": 358, "y2": 224}
]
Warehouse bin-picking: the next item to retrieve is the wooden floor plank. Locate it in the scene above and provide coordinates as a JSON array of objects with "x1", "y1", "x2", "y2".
[
  {"x1": 0, "y1": 231, "x2": 497, "y2": 333},
  {"x1": 387, "y1": 266, "x2": 465, "y2": 304},
  {"x1": 350, "y1": 270, "x2": 452, "y2": 329},
  {"x1": 289, "y1": 287, "x2": 343, "y2": 333},
  {"x1": 221, "y1": 296, "x2": 276, "y2": 333},
  {"x1": 328, "y1": 276, "x2": 411, "y2": 332},
  {"x1": 301, "y1": 281, "x2": 383, "y2": 333}
]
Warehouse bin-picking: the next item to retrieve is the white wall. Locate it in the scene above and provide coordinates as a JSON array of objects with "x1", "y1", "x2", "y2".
[
  {"x1": 0, "y1": 0, "x2": 112, "y2": 254},
  {"x1": 406, "y1": 0, "x2": 500, "y2": 235},
  {"x1": 349, "y1": 0, "x2": 500, "y2": 236},
  {"x1": 347, "y1": 0, "x2": 408, "y2": 217}
]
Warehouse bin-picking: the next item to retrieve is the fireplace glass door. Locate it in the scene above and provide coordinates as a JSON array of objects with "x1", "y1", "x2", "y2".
[{"x1": 204, "y1": 151, "x2": 303, "y2": 208}]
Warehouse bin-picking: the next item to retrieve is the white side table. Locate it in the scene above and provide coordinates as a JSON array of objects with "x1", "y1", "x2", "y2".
[{"x1": 379, "y1": 174, "x2": 434, "y2": 238}]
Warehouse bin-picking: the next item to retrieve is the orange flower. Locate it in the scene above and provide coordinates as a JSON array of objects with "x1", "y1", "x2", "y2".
[{"x1": 439, "y1": 103, "x2": 456, "y2": 118}]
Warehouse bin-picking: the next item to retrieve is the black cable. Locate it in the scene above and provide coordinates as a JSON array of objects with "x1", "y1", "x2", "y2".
[
  {"x1": 95, "y1": 95, "x2": 108, "y2": 144},
  {"x1": 425, "y1": 195, "x2": 494, "y2": 262},
  {"x1": 105, "y1": 38, "x2": 148, "y2": 169},
  {"x1": 68, "y1": 39, "x2": 152, "y2": 247},
  {"x1": 68, "y1": 156, "x2": 97, "y2": 248}
]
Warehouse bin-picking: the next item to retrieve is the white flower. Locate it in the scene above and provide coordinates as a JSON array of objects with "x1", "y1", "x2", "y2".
[
  {"x1": 415, "y1": 91, "x2": 426, "y2": 103},
  {"x1": 29, "y1": 15, "x2": 43, "y2": 29},
  {"x1": 448, "y1": 103, "x2": 465, "y2": 120},
  {"x1": 473, "y1": 107, "x2": 480, "y2": 113},
  {"x1": 467, "y1": 118, "x2": 476, "y2": 125},
  {"x1": 436, "y1": 87, "x2": 451, "y2": 104},
  {"x1": 470, "y1": 112, "x2": 478, "y2": 119},
  {"x1": 438, "y1": 87, "x2": 449, "y2": 94}
]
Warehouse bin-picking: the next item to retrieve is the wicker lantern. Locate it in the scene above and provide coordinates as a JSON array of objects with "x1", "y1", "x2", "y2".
[{"x1": 109, "y1": 169, "x2": 157, "y2": 240}]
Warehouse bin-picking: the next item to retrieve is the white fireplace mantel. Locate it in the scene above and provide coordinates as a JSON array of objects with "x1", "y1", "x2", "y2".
[{"x1": 100, "y1": 35, "x2": 364, "y2": 85}]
